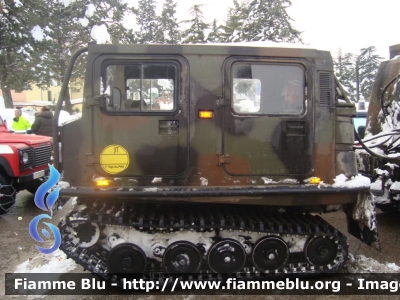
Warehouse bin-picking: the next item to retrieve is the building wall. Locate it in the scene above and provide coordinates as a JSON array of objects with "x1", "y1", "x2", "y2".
[
  {"x1": 11, "y1": 90, "x2": 27, "y2": 102},
  {"x1": 0, "y1": 84, "x2": 83, "y2": 104},
  {"x1": 24, "y1": 85, "x2": 61, "y2": 102},
  {"x1": 0, "y1": 85, "x2": 83, "y2": 112}
]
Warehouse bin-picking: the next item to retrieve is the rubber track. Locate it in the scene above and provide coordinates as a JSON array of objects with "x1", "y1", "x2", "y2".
[{"x1": 58, "y1": 200, "x2": 348, "y2": 284}]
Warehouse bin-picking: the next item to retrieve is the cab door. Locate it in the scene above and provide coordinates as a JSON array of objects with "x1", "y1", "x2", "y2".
[
  {"x1": 222, "y1": 58, "x2": 314, "y2": 177},
  {"x1": 90, "y1": 55, "x2": 189, "y2": 177}
]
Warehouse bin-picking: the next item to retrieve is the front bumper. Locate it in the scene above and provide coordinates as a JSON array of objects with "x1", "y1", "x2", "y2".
[{"x1": 18, "y1": 168, "x2": 50, "y2": 184}]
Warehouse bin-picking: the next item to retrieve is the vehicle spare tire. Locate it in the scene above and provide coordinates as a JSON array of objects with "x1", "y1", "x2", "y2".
[{"x1": 0, "y1": 172, "x2": 16, "y2": 215}]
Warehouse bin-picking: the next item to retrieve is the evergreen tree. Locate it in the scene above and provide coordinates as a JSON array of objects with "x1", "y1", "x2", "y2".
[
  {"x1": 33, "y1": 0, "x2": 131, "y2": 113},
  {"x1": 220, "y1": 0, "x2": 247, "y2": 42},
  {"x1": 159, "y1": 0, "x2": 180, "y2": 44},
  {"x1": 207, "y1": 19, "x2": 222, "y2": 43},
  {"x1": 358, "y1": 46, "x2": 383, "y2": 101},
  {"x1": 334, "y1": 49, "x2": 356, "y2": 102},
  {"x1": 31, "y1": 0, "x2": 90, "y2": 113},
  {"x1": 181, "y1": 5, "x2": 209, "y2": 44},
  {"x1": 333, "y1": 47, "x2": 383, "y2": 102},
  {"x1": 136, "y1": 0, "x2": 161, "y2": 43},
  {"x1": 0, "y1": 0, "x2": 48, "y2": 107},
  {"x1": 87, "y1": 0, "x2": 134, "y2": 44},
  {"x1": 240, "y1": 0, "x2": 302, "y2": 43}
]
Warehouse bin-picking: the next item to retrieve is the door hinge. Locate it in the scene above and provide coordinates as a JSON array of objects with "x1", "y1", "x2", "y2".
[
  {"x1": 217, "y1": 154, "x2": 231, "y2": 165},
  {"x1": 86, "y1": 95, "x2": 104, "y2": 107},
  {"x1": 216, "y1": 97, "x2": 228, "y2": 108},
  {"x1": 86, "y1": 154, "x2": 99, "y2": 165}
]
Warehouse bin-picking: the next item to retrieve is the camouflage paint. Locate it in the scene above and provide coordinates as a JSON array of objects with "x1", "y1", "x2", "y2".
[{"x1": 59, "y1": 44, "x2": 361, "y2": 207}]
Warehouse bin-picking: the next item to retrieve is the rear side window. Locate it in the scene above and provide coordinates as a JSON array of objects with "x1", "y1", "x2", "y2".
[
  {"x1": 102, "y1": 63, "x2": 177, "y2": 112},
  {"x1": 232, "y1": 64, "x2": 304, "y2": 115}
]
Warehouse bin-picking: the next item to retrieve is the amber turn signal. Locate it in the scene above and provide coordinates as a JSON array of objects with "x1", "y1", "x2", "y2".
[
  {"x1": 309, "y1": 177, "x2": 321, "y2": 184},
  {"x1": 198, "y1": 110, "x2": 214, "y2": 119},
  {"x1": 96, "y1": 179, "x2": 110, "y2": 186}
]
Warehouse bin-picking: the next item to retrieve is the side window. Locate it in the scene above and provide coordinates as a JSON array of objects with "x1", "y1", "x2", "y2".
[
  {"x1": 102, "y1": 63, "x2": 176, "y2": 112},
  {"x1": 232, "y1": 64, "x2": 304, "y2": 115}
]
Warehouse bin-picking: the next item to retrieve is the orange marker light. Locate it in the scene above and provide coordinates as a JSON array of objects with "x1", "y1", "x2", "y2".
[
  {"x1": 198, "y1": 110, "x2": 214, "y2": 119},
  {"x1": 96, "y1": 179, "x2": 110, "y2": 186}
]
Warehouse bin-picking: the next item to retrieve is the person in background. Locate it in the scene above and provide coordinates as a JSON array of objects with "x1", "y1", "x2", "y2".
[
  {"x1": 31, "y1": 106, "x2": 53, "y2": 137},
  {"x1": 11, "y1": 109, "x2": 31, "y2": 131}
]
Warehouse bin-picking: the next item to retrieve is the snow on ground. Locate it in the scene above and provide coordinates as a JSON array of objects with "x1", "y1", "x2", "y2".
[
  {"x1": 14, "y1": 249, "x2": 77, "y2": 273},
  {"x1": 11, "y1": 250, "x2": 78, "y2": 299},
  {"x1": 347, "y1": 253, "x2": 400, "y2": 273},
  {"x1": 13, "y1": 249, "x2": 400, "y2": 274}
]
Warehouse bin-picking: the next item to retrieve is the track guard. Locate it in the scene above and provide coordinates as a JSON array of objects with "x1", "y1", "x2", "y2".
[{"x1": 344, "y1": 192, "x2": 381, "y2": 251}]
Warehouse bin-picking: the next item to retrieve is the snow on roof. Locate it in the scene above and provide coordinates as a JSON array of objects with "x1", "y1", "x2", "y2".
[{"x1": 211, "y1": 41, "x2": 320, "y2": 50}]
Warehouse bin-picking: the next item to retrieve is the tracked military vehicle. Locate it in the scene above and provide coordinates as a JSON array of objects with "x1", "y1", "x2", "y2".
[
  {"x1": 355, "y1": 44, "x2": 400, "y2": 211},
  {"x1": 54, "y1": 44, "x2": 378, "y2": 282}
]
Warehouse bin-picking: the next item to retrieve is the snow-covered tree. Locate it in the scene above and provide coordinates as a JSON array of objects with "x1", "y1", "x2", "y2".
[
  {"x1": 87, "y1": 0, "x2": 135, "y2": 44},
  {"x1": 0, "y1": 0, "x2": 47, "y2": 107},
  {"x1": 334, "y1": 47, "x2": 383, "y2": 102},
  {"x1": 32, "y1": 0, "x2": 131, "y2": 112},
  {"x1": 220, "y1": 0, "x2": 247, "y2": 42},
  {"x1": 334, "y1": 49, "x2": 356, "y2": 102},
  {"x1": 159, "y1": 0, "x2": 180, "y2": 44},
  {"x1": 239, "y1": 0, "x2": 302, "y2": 43},
  {"x1": 31, "y1": 0, "x2": 91, "y2": 113},
  {"x1": 136, "y1": 0, "x2": 161, "y2": 43},
  {"x1": 181, "y1": 4, "x2": 209, "y2": 44},
  {"x1": 358, "y1": 46, "x2": 383, "y2": 101},
  {"x1": 207, "y1": 19, "x2": 222, "y2": 43}
]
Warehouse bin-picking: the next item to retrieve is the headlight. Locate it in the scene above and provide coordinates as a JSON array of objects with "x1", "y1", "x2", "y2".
[{"x1": 22, "y1": 152, "x2": 29, "y2": 164}]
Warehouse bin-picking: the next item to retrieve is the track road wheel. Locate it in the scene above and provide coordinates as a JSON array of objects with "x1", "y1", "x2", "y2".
[
  {"x1": 305, "y1": 236, "x2": 338, "y2": 267},
  {"x1": 208, "y1": 239, "x2": 246, "y2": 273},
  {"x1": 73, "y1": 222, "x2": 100, "y2": 248},
  {"x1": 108, "y1": 243, "x2": 147, "y2": 273},
  {"x1": 163, "y1": 241, "x2": 202, "y2": 273},
  {"x1": 0, "y1": 173, "x2": 16, "y2": 215},
  {"x1": 252, "y1": 236, "x2": 289, "y2": 272}
]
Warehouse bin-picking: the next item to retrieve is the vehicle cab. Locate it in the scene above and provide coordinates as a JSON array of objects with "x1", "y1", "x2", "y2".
[{"x1": 0, "y1": 115, "x2": 52, "y2": 214}]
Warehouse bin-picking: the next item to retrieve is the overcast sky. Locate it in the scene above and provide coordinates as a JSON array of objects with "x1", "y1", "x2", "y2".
[{"x1": 170, "y1": 0, "x2": 400, "y2": 60}]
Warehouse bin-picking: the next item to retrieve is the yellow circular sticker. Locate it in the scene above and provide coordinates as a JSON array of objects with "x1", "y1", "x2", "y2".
[{"x1": 100, "y1": 144, "x2": 130, "y2": 174}]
